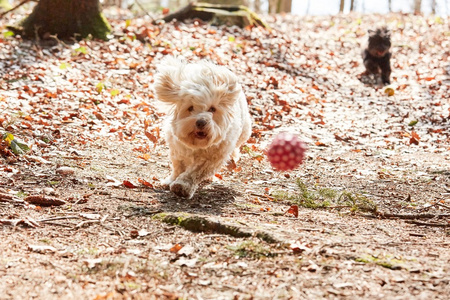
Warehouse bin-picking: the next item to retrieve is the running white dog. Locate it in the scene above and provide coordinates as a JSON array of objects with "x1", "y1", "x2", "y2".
[{"x1": 154, "y1": 56, "x2": 252, "y2": 199}]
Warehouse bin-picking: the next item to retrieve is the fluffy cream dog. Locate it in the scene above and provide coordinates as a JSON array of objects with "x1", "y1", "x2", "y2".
[{"x1": 154, "y1": 56, "x2": 252, "y2": 199}]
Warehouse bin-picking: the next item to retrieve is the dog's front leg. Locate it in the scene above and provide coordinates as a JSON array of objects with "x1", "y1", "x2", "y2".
[
  {"x1": 162, "y1": 158, "x2": 185, "y2": 186},
  {"x1": 380, "y1": 53, "x2": 392, "y2": 85},
  {"x1": 170, "y1": 159, "x2": 223, "y2": 199}
]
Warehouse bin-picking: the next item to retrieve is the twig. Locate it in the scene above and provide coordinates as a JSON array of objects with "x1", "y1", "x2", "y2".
[
  {"x1": 38, "y1": 216, "x2": 80, "y2": 223},
  {"x1": 405, "y1": 220, "x2": 450, "y2": 227},
  {"x1": 0, "y1": 0, "x2": 32, "y2": 18},
  {"x1": 409, "y1": 232, "x2": 426, "y2": 237},
  {"x1": 327, "y1": 205, "x2": 353, "y2": 209},
  {"x1": 74, "y1": 220, "x2": 99, "y2": 229},
  {"x1": 0, "y1": 192, "x2": 26, "y2": 204},
  {"x1": 73, "y1": 214, "x2": 109, "y2": 229},
  {"x1": 250, "y1": 193, "x2": 274, "y2": 200},
  {"x1": 134, "y1": 0, "x2": 154, "y2": 21},
  {"x1": 436, "y1": 202, "x2": 450, "y2": 211},
  {"x1": 40, "y1": 221, "x2": 74, "y2": 228},
  {"x1": 374, "y1": 212, "x2": 450, "y2": 219}
]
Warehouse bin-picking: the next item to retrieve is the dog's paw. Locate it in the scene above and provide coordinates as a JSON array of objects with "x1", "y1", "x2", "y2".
[
  {"x1": 170, "y1": 180, "x2": 196, "y2": 199},
  {"x1": 162, "y1": 176, "x2": 174, "y2": 187}
]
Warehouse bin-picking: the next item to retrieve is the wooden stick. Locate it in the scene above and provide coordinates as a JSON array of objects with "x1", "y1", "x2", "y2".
[
  {"x1": 376, "y1": 212, "x2": 450, "y2": 219},
  {"x1": 0, "y1": 0, "x2": 32, "y2": 19},
  {"x1": 406, "y1": 220, "x2": 450, "y2": 227},
  {"x1": 38, "y1": 216, "x2": 80, "y2": 222}
]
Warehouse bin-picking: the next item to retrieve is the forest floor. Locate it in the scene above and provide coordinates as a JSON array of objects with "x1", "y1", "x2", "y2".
[{"x1": 0, "y1": 9, "x2": 449, "y2": 300}]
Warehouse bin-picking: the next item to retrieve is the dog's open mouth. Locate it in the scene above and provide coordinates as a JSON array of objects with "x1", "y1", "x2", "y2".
[{"x1": 195, "y1": 131, "x2": 207, "y2": 139}]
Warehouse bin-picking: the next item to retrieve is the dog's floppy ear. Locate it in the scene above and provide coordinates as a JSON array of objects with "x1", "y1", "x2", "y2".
[
  {"x1": 213, "y1": 66, "x2": 242, "y2": 107},
  {"x1": 154, "y1": 56, "x2": 185, "y2": 104}
]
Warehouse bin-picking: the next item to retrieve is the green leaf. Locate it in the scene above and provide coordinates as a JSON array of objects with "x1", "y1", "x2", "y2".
[
  {"x1": 59, "y1": 62, "x2": 71, "y2": 70},
  {"x1": 2, "y1": 132, "x2": 30, "y2": 155},
  {"x1": 3, "y1": 31, "x2": 14, "y2": 38},
  {"x1": 408, "y1": 120, "x2": 418, "y2": 127},
  {"x1": 74, "y1": 46, "x2": 88, "y2": 55},
  {"x1": 125, "y1": 19, "x2": 131, "y2": 28},
  {"x1": 110, "y1": 89, "x2": 120, "y2": 97},
  {"x1": 96, "y1": 82, "x2": 105, "y2": 93},
  {"x1": 3, "y1": 132, "x2": 14, "y2": 144},
  {"x1": 228, "y1": 35, "x2": 235, "y2": 42},
  {"x1": 10, "y1": 139, "x2": 30, "y2": 155}
]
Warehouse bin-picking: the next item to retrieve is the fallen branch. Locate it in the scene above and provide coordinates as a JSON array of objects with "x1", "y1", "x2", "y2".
[
  {"x1": 405, "y1": 220, "x2": 450, "y2": 227},
  {"x1": 0, "y1": 192, "x2": 26, "y2": 204},
  {"x1": 373, "y1": 212, "x2": 450, "y2": 219},
  {"x1": 155, "y1": 212, "x2": 282, "y2": 244},
  {"x1": 0, "y1": 217, "x2": 40, "y2": 228}
]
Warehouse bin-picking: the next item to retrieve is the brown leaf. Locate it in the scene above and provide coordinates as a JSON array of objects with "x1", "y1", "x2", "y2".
[
  {"x1": 24, "y1": 195, "x2": 66, "y2": 207},
  {"x1": 315, "y1": 141, "x2": 327, "y2": 147},
  {"x1": 145, "y1": 131, "x2": 158, "y2": 144},
  {"x1": 138, "y1": 153, "x2": 151, "y2": 160},
  {"x1": 170, "y1": 243, "x2": 183, "y2": 253},
  {"x1": 138, "y1": 178, "x2": 153, "y2": 188},
  {"x1": 143, "y1": 118, "x2": 151, "y2": 130},
  {"x1": 410, "y1": 131, "x2": 420, "y2": 145},
  {"x1": 286, "y1": 205, "x2": 299, "y2": 217},
  {"x1": 123, "y1": 180, "x2": 137, "y2": 188}
]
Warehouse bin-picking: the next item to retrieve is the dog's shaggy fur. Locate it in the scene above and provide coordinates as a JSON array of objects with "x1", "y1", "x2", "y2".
[
  {"x1": 362, "y1": 27, "x2": 392, "y2": 84},
  {"x1": 154, "y1": 56, "x2": 252, "y2": 199}
]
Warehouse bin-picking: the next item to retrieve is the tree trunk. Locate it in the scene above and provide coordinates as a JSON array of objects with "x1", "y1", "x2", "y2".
[
  {"x1": 268, "y1": 0, "x2": 276, "y2": 13},
  {"x1": 253, "y1": 0, "x2": 261, "y2": 13},
  {"x1": 19, "y1": 0, "x2": 111, "y2": 40},
  {"x1": 413, "y1": 0, "x2": 422, "y2": 14},
  {"x1": 350, "y1": 0, "x2": 355, "y2": 11},
  {"x1": 431, "y1": 0, "x2": 436, "y2": 14},
  {"x1": 388, "y1": 0, "x2": 392, "y2": 12},
  {"x1": 202, "y1": 0, "x2": 245, "y2": 4},
  {"x1": 278, "y1": 0, "x2": 292, "y2": 13},
  {"x1": 339, "y1": 0, "x2": 345, "y2": 13}
]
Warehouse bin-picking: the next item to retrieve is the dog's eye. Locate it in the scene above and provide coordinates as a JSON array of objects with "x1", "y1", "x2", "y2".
[
  {"x1": 188, "y1": 106, "x2": 194, "y2": 112},
  {"x1": 208, "y1": 106, "x2": 216, "y2": 113}
]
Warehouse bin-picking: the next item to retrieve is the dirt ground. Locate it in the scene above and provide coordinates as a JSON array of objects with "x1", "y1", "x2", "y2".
[{"x1": 1, "y1": 9, "x2": 449, "y2": 300}]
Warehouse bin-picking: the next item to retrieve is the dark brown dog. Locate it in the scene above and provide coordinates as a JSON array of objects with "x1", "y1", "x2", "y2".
[{"x1": 362, "y1": 27, "x2": 392, "y2": 84}]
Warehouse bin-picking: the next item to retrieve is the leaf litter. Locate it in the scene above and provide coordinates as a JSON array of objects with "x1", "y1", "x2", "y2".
[{"x1": 0, "y1": 10, "x2": 449, "y2": 300}]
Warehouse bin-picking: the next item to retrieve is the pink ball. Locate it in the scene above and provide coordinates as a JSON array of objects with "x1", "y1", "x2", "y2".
[{"x1": 267, "y1": 132, "x2": 306, "y2": 171}]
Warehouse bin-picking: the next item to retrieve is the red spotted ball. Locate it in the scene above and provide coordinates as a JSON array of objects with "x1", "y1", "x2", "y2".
[{"x1": 267, "y1": 132, "x2": 306, "y2": 171}]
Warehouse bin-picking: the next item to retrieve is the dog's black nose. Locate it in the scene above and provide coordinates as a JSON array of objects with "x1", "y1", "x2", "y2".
[{"x1": 196, "y1": 119, "x2": 207, "y2": 129}]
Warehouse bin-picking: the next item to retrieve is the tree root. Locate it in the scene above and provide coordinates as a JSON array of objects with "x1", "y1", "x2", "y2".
[{"x1": 155, "y1": 2, "x2": 270, "y2": 29}]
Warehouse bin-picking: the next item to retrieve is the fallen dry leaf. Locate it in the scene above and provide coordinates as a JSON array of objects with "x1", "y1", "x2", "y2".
[
  {"x1": 123, "y1": 180, "x2": 137, "y2": 188},
  {"x1": 286, "y1": 205, "x2": 299, "y2": 217},
  {"x1": 24, "y1": 195, "x2": 66, "y2": 207}
]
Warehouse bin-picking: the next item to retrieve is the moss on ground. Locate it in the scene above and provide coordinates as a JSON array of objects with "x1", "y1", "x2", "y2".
[{"x1": 272, "y1": 179, "x2": 377, "y2": 213}]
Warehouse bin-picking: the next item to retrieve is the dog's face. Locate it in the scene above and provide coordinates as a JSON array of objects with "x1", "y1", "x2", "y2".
[
  {"x1": 367, "y1": 27, "x2": 391, "y2": 57},
  {"x1": 154, "y1": 57, "x2": 241, "y2": 149}
]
